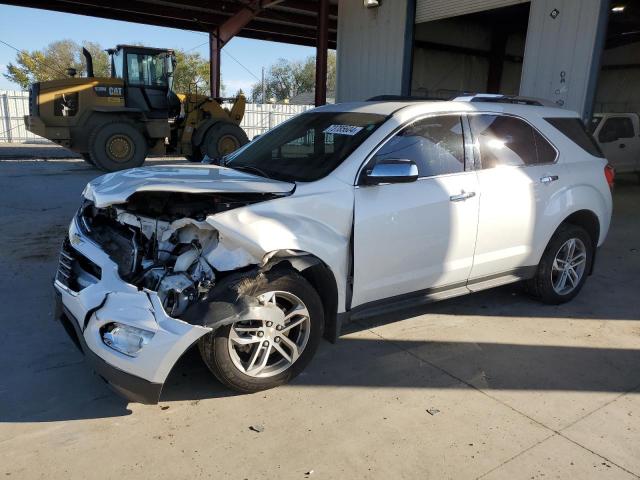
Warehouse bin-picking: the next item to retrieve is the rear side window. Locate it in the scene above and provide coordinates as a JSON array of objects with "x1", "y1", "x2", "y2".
[
  {"x1": 373, "y1": 115, "x2": 465, "y2": 177},
  {"x1": 545, "y1": 117, "x2": 605, "y2": 158},
  {"x1": 469, "y1": 115, "x2": 556, "y2": 168},
  {"x1": 598, "y1": 117, "x2": 635, "y2": 143}
]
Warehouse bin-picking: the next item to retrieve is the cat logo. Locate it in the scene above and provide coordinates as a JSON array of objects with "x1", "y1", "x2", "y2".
[{"x1": 108, "y1": 86, "x2": 123, "y2": 96}]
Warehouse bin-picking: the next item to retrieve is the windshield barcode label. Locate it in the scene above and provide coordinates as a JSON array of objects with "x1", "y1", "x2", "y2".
[{"x1": 324, "y1": 124, "x2": 364, "y2": 136}]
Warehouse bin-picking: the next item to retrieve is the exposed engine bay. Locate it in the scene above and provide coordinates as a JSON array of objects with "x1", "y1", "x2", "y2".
[{"x1": 78, "y1": 191, "x2": 283, "y2": 318}]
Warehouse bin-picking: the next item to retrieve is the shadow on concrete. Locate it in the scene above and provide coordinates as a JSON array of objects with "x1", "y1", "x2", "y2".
[{"x1": 3, "y1": 324, "x2": 639, "y2": 423}]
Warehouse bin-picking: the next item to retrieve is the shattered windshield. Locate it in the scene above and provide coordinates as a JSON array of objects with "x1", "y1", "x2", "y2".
[{"x1": 224, "y1": 111, "x2": 387, "y2": 182}]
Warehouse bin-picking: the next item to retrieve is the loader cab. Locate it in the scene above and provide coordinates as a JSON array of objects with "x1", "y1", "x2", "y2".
[{"x1": 109, "y1": 45, "x2": 179, "y2": 118}]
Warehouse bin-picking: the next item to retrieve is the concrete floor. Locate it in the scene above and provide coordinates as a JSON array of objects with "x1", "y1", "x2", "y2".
[{"x1": 0, "y1": 157, "x2": 639, "y2": 479}]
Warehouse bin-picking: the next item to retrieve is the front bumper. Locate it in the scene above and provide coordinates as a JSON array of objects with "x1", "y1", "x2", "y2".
[
  {"x1": 54, "y1": 292, "x2": 163, "y2": 404},
  {"x1": 53, "y1": 216, "x2": 211, "y2": 404}
]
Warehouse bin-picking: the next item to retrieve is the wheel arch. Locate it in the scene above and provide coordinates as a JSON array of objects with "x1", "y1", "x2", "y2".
[
  {"x1": 546, "y1": 209, "x2": 601, "y2": 275},
  {"x1": 263, "y1": 251, "x2": 340, "y2": 343}
]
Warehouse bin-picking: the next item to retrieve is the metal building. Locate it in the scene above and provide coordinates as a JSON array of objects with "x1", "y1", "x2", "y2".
[{"x1": 336, "y1": 0, "x2": 640, "y2": 120}]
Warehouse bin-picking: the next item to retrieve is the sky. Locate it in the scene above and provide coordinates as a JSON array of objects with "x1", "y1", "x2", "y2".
[{"x1": 0, "y1": 4, "x2": 316, "y2": 93}]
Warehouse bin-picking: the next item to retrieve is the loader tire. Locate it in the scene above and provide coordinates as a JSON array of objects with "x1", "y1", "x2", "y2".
[
  {"x1": 201, "y1": 122, "x2": 248, "y2": 162},
  {"x1": 89, "y1": 121, "x2": 147, "y2": 172}
]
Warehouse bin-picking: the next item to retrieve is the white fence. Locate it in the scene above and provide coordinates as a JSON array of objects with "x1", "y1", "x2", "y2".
[{"x1": 0, "y1": 89, "x2": 313, "y2": 143}]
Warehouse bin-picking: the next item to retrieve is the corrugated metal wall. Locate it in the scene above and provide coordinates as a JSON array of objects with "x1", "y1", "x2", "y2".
[
  {"x1": 0, "y1": 91, "x2": 47, "y2": 143},
  {"x1": 0, "y1": 91, "x2": 313, "y2": 143},
  {"x1": 520, "y1": 0, "x2": 609, "y2": 118},
  {"x1": 336, "y1": 0, "x2": 410, "y2": 102},
  {"x1": 415, "y1": 0, "x2": 528, "y2": 23}
]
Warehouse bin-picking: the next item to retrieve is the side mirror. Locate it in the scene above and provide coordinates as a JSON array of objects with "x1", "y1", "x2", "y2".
[
  {"x1": 363, "y1": 159, "x2": 419, "y2": 185},
  {"x1": 66, "y1": 68, "x2": 77, "y2": 78}
]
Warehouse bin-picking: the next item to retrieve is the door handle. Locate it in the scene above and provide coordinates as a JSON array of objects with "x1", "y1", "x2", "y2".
[
  {"x1": 450, "y1": 190, "x2": 476, "y2": 202},
  {"x1": 619, "y1": 143, "x2": 626, "y2": 149},
  {"x1": 540, "y1": 175, "x2": 559, "y2": 184}
]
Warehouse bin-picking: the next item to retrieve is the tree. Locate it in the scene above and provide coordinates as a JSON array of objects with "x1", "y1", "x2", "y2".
[
  {"x1": 3, "y1": 40, "x2": 108, "y2": 89},
  {"x1": 172, "y1": 49, "x2": 212, "y2": 95},
  {"x1": 250, "y1": 51, "x2": 336, "y2": 103}
]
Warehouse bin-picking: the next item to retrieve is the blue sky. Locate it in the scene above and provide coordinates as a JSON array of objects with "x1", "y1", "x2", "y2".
[{"x1": 0, "y1": 4, "x2": 316, "y2": 92}]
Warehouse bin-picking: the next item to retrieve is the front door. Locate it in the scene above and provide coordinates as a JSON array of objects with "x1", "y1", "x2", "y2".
[
  {"x1": 352, "y1": 115, "x2": 480, "y2": 308},
  {"x1": 595, "y1": 115, "x2": 640, "y2": 173}
]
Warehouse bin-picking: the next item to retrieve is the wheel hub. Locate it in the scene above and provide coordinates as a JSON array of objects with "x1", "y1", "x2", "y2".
[
  {"x1": 107, "y1": 134, "x2": 133, "y2": 162},
  {"x1": 551, "y1": 237, "x2": 587, "y2": 295},
  {"x1": 227, "y1": 290, "x2": 311, "y2": 378},
  {"x1": 218, "y1": 135, "x2": 238, "y2": 155}
]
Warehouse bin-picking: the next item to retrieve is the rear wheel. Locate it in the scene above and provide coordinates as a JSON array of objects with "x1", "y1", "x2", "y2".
[
  {"x1": 199, "y1": 270, "x2": 323, "y2": 393},
  {"x1": 89, "y1": 121, "x2": 147, "y2": 172},
  {"x1": 200, "y1": 122, "x2": 248, "y2": 161},
  {"x1": 527, "y1": 224, "x2": 593, "y2": 304}
]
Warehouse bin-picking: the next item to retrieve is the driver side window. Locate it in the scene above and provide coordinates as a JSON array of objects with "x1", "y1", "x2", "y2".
[{"x1": 373, "y1": 115, "x2": 465, "y2": 177}]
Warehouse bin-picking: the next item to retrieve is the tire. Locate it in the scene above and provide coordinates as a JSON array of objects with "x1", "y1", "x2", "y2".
[
  {"x1": 81, "y1": 153, "x2": 95, "y2": 166},
  {"x1": 200, "y1": 122, "x2": 249, "y2": 161},
  {"x1": 89, "y1": 121, "x2": 148, "y2": 172},
  {"x1": 199, "y1": 269, "x2": 324, "y2": 393},
  {"x1": 185, "y1": 151, "x2": 203, "y2": 163},
  {"x1": 526, "y1": 224, "x2": 593, "y2": 305}
]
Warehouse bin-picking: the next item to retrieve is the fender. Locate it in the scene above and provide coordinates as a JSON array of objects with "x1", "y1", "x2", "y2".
[
  {"x1": 530, "y1": 182, "x2": 611, "y2": 265},
  {"x1": 192, "y1": 118, "x2": 223, "y2": 147}
]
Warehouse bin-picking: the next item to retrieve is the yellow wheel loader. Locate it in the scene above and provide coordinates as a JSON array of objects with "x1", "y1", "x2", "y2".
[{"x1": 24, "y1": 45, "x2": 248, "y2": 171}]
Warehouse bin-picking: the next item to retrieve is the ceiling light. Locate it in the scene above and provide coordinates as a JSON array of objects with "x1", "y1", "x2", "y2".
[{"x1": 612, "y1": 5, "x2": 626, "y2": 13}]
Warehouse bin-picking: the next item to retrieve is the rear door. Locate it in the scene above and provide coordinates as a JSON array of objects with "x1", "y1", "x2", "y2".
[
  {"x1": 352, "y1": 114, "x2": 480, "y2": 307},
  {"x1": 467, "y1": 113, "x2": 561, "y2": 285}
]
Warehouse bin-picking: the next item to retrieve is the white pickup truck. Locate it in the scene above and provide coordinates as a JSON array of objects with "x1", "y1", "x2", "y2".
[{"x1": 590, "y1": 113, "x2": 640, "y2": 179}]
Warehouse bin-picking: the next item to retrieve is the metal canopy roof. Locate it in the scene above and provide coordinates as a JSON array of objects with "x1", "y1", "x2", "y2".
[{"x1": 1, "y1": 0, "x2": 338, "y2": 49}]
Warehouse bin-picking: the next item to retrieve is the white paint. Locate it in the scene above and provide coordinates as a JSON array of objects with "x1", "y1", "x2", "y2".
[{"x1": 58, "y1": 98, "x2": 613, "y2": 397}]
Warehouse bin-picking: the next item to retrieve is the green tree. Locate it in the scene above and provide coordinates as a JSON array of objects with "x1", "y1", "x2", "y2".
[
  {"x1": 172, "y1": 49, "x2": 211, "y2": 95},
  {"x1": 250, "y1": 51, "x2": 336, "y2": 103},
  {"x1": 3, "y1": 40, "x2": 109, "y2": 89}
]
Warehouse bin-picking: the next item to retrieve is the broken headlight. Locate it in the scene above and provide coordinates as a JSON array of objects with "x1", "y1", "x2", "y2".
[{"x1": 101, "y1": 323, "x2": 154, "y2": 357}]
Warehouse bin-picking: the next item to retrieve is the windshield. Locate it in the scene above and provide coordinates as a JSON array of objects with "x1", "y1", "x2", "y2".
[{"x1": 224, "y1": 111, "x2": 387, "y2": 182}]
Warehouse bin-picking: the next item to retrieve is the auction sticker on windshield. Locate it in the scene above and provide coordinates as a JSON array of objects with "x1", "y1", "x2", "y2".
[{"x1": 324, "y1": 124, "x2": 364, "y2": 136}]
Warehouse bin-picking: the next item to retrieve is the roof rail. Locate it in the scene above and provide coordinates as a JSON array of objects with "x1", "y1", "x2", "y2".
[
  {"x1": 366, "y1": 95, "x2": 441, "y2": 102},
  {"x1": 453, "y1": 93, "x2": 555, "y2": 107}
]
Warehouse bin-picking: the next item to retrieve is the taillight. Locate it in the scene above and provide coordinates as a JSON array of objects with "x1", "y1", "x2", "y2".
[{"x1": 604, "y1": 163, "x2": 615, "y2": 189}]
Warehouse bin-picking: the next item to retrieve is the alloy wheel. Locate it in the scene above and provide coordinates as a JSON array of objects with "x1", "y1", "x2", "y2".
[
  {"x1": 551, "y1": 237, "x2": 587, "y2": 295},
  {"x1": 227, "y1": 290, "x2": 311, "y2": 378}
]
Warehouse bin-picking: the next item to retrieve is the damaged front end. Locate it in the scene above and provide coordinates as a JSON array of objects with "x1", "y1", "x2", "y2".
[
  {"x1": 78, "y1": 189, "x2": 286, "y2": 318},
  {"x1": 54, "y1": 166, "x2": 297, "y2": 403}
]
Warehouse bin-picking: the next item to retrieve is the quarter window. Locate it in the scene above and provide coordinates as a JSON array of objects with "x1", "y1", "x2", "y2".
[
  {"x1": 470, "y1": 115, "x2": 556, "y2": 168},
  {"x1": 373, "y1": 115, "x2": 465, "y2": 177}
]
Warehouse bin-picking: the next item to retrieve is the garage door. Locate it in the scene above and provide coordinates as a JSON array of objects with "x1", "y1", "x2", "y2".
[{"x1": 415, "y1": 0, "x2": 529, "y2": 23}]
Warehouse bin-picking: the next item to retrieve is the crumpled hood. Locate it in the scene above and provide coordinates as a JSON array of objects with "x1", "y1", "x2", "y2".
[{"x1": 83, "y1": 165, "x2": 295, "y2": 207}]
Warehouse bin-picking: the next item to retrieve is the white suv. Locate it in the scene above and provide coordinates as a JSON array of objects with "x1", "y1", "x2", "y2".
[{"x1": 54, "y1": 95, "x2": 613, "y2": 403}]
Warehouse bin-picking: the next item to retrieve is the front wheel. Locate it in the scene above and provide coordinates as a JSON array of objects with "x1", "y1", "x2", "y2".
[
  {"x1": 199, "y1": 270, "x2": 323, "y2": 393},
  {"x1": 526, "y1": 224, "x2": 593, "y2": 304},
  {"x1": 200, "y1": 122, "x2": 249, "y2": 161}
]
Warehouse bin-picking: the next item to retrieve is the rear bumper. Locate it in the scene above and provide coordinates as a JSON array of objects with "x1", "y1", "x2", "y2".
[{"x1": 54, "y1": 291, "x2": 163, "y2": 404}]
